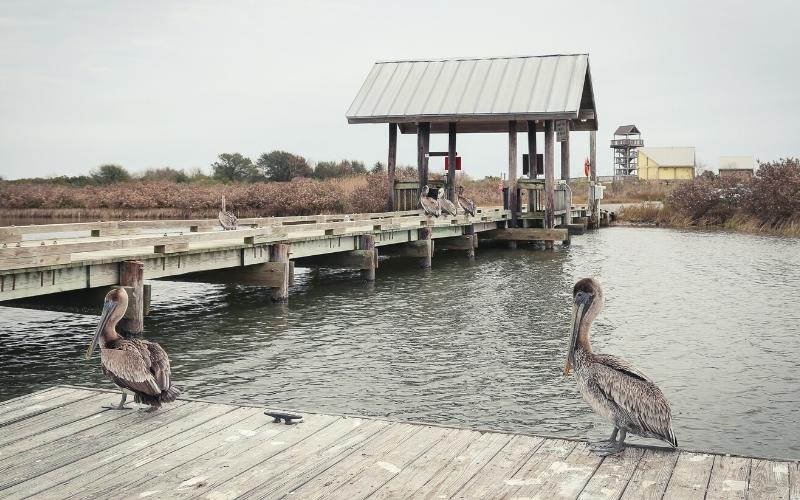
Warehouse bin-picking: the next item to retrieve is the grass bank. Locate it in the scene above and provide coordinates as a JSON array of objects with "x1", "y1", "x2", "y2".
[{"x1": 0, "y1": 173, "x2": 503, "y2": 221}]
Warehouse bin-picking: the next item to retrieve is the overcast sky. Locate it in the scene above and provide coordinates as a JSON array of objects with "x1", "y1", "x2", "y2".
[{"x1": 1, "y1": 0, "x2": 798, "y2": 180}]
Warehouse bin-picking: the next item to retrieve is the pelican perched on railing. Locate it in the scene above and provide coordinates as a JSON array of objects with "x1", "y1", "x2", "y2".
[
  {"x1": 565, "y1": 277, "x2": 677, "y2": 455},
  {"x1": 85, "y1": 288, "x2": 180, "y2": 411},
  {"x1": 457, "y1": 185, "x2": 476, "y2": 217},
  {"x1": 438, "y1": 188, "x2": 458, "y2": 216},
  {"x1": 219, "y1": 195, "x2": 238, "y2": 230},
  {"x1": 420, "y1": 185, "x2": 441, "y2": 217}
]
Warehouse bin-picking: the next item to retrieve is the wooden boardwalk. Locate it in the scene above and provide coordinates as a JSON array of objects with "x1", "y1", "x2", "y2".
[{"x1": 0, "y1": 387, "x2": 797, "y2": 499}]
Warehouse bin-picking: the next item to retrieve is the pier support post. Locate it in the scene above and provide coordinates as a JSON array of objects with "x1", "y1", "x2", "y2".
[
  {"x1": 119, "y1": 260, "x2": 144, "y2": 334},
  {"x1": 447, "y1": 122, "x2": 457, "y2": 202},
  {"x1": 589, "y1": 130, "x2": 599, "y2": 229},
  {"x1": 269, "y1": 244, "x2": 290, "y2": 303},
  {"x1": 387, "y1": 123, "x2": 397, "y2": 211},
  {"x1": 419, "y1": 227, "x2": 432, "y2": 268},
  {"x1": 359, "y1": 234, "x2": 376, "y2": 282},
  {"x1": 417, "y1": 122, "x2": 431, "y2": 195},
  {"x1": 466, "y1": 225, "x2": 476, "y2": 260},
  {"x1": 508, "y1": 121, "x2": 518, "y2": 249},
  {"x1": 544, "y1": 120, "x2": 556, "y2": 249}
]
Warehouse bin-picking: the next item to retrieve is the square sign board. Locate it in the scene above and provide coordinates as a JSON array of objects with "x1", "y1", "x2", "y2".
[{"x1": 556, "y1": 120, "x2": 568, "y2": 142}]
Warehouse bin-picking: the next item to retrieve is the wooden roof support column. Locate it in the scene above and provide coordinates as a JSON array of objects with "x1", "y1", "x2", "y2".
[
  {"x1": 544, "y1": 120, "x2": 556, "y2": 248},
  {"x1": 387, "y1": 123, "x2": 397, "y2": 211},
  {"x1": 447, "y1": 122, "x2": 457, "y2": 202},
  {"x1": 119, "y1": 260, "x2": 144, "y2": 334},
  {"x1": 508, "y1": 121, "x2": 518, "y2": 227},
  {"x1": 561, "y1": 126, "x2": 570, "y2": 181},
  {"x1": 527, "y1": 121, "x2": 537, "y2": 179},
  {"x1": 417, "y1": 122, "x2": 431, "y2": 195}
]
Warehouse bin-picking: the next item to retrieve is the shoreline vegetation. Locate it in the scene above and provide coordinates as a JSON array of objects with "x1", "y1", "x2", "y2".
[{"x1": 1, "y1": 154, "x2": 797, "y2": 237}]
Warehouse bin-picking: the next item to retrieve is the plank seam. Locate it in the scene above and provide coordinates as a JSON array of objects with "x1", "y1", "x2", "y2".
[
  {"x1": 0, "y1": 391, "x2": 99, "y2": 429},
  {"x1": 657, "y1": 451, "x2": 683, "y2": 500},
  {"x1": 611, "y1": 450, "x2": 646, "y2": 500},
  {"x1": 446, "y1": 433, "x2": 522, "y2": 499},
  {"x1": 407, "y1": 430, "x2": 489, "y2": 498}
]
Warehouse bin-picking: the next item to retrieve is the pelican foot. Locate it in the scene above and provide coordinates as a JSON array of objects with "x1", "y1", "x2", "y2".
[
  {"x1": 590, "y1": 441, "x2": 625, "y2": 456},
  {"x1": 102, "y1": 404, "x2": 133, "y2": 410}
]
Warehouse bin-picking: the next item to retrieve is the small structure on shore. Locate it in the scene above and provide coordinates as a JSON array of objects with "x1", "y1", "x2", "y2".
[
  {"x1": 637, "y1": 147, "x2": 696, "y2": 181},
  {"x1": 719, "y1": 155, "x2": 755, "y2": 179},
  {"x1": 610, "y1": 125, "x2": 643, "y2": 180}
]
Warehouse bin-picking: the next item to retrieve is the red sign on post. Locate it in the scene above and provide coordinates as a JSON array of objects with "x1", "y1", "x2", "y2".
[{"x1": 444, "y1": 156, "x2": 462, "y2": 170}]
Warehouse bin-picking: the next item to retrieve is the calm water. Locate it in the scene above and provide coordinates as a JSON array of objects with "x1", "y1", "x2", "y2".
[{"x1": 1, "y1": 227, "x2": 798, "y2": 459}]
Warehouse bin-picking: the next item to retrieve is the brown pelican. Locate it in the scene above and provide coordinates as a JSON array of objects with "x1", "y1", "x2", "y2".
[
  {"x1": 420, "y1": 185, "x2": 441, "y2": 217},
  {"x1": 85, "y1": 287, "x2": 180, "y2": 411},
  {"x1": 219, "y1": 195, "x2": 238, "y2": 230},
  {"x1": 438, "y1": 187, "x2": 458, "y2": 216},
  {"x1": 565, "y1": 278, "x2": 677, "y2": 455},
  {"x1": 457, "y1": 185, "x2": 476, "y2": 217}
]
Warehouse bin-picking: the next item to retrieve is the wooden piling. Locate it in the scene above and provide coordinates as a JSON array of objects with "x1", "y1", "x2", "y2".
[
  {"x1": 418, "y1": 227, "x2": 432, "y2": 268},
  {"x1": 560, "y1": 127, "x2": 570, "y2": 181},
  {"x1": 527, "y1": 120, "x2": 537, "y2": 179},
  {"x1": 359, "y1": 234, "x2": 376, "y2": 282},
  {"x1": 269, "y1": 244, "x2": 290, "y2": 303},
  {"x1": 387, "y1": 123, "x2": 397, "y2": 211},
  {"x1": 119, "y1": 260, "x2": 144, "y2": 334},
  {"x1": 544, "y1": 120, "x2": 556, "y2": 249},
  {"x1": 589, "y1": 130, "x2": 599, "y2": 228},
  {"x1": 417, "y1": 122, "x2": 431, "y2": 195},
  {"x1": 465, "y1": 224, "x2": 476, "y2": 260},
  {"x1": 447, "y1": 122, "x2": 457, "y2": 202}
]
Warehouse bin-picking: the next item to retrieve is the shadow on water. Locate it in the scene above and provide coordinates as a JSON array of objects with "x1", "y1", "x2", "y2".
[{"x1": 1, "y1": 227, "x2": 799, "y2": 459}]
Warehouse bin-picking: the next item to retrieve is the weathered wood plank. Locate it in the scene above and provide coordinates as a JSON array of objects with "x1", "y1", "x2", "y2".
[
  {"x1": 0, "y1": 388, "x2": 94, "y2": 427},
  {"x1": 661, "y1": 451, "x2": 714, "y2": 500},
  {"x1": 322, "y1": 425, "x2": 451, "y2": 500},
  {"x1": 484, "y1": 227, "x2": 569, "y2": 241},
  {"x1": 516, "y1": 442, "x2": 603, "y2": 499},
  {"x1": 0, "y1": 400, "x2": 194, "y2": 490},
  {"x1": 98, "y1": 411, "x2": 337, "y2": 499},
  {"x1": 790, "y1": 461, "x2": 799, "y2": 500},
  {"x1": 211, "y1": 418, "x2": 390, "y2": 499},
  {"x1": 415, "y1": 430, "x2": 512, "y2": 499},
  {"x1": 705, "y1": 455, "x2": 751, "y2": 500},
  {"x1": 368, "y1": 428, "x2": 476, "y2": 499},
  {"x1": 0, "y1": 392, "x2": 111, "y2": 449},
  {"x1": 748, "y1": 458, "x2": 790, "y2": 500},
  {"x1": 499, "y1": 439, "x2": 578, "y2": 498},
  {"x1": 0, "y1": 386, "x2": 70, "y2": 414},
  {"x1": 577, "y1": 446, "x2": 645, "y2": 500},
  {"x1": 284, "y1": 422, "x2": 433, "y2": 499},
  {"x1": 619, "y1": 448, "x2": 680, "y2": 500},
  {"x1": 0, "y1": 403, "x2": 240, "y2": 499},
  {"x1": 453, "y1": 434, "x2": 545, "y2": 498},
  {"x1": 154, "y1": 242, "x2": 189, "y2": 253}
]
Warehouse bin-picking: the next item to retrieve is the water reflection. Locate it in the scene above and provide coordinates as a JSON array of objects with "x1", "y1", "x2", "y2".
[{"x1": 0, "y1": 227, "x2": 798, "y2": 459}]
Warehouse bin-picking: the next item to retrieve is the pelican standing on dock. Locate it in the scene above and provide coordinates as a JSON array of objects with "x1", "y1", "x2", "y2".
[
  {"x1": 219, "y1": 195, "x2": 238, "y2": 230},
  {"x1": 457, "y1": 185, "x2": 476, "y2": 217},
  {"x1": 420, "y1": 185, "x2": 441, "y2": 217},
  {"x1": 565, "y1": 278, "x2": 677, "y2": 455},
  {"x1": 438, "y1": 188, "x2": 458, "y2": 216},
  {"x1": 85, "y1": 288, "x2": 180, "y2": 411}
]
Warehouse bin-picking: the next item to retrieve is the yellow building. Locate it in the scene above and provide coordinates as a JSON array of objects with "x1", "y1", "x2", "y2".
[{"x1": 638, "y1": 147, "x2": 695, "y2": 180}]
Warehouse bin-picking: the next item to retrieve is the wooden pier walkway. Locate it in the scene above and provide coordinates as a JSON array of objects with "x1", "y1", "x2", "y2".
[{"x1": 1, "y1": 386, "x2": 797, "y2": 499}]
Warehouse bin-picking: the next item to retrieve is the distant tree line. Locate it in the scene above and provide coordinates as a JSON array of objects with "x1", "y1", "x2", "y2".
[{"x1": 3, "y1": 151, "x2": 389, "y2": 185}]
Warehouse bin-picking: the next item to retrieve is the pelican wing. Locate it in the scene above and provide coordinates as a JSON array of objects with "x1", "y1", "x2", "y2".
[
  {"x1": 420, "y1": 196, "x2": 440, "y2": 217},
  {"x1": 592, "y1": 353, "x2": 677, "y2": 446},
  {"x1": 458, "y1": 195, "x2": 476, "y2": 216},
  {"x1": 141, "y1": 340, "x2": 172, "y2": 392},
  {"x1": 100, "y1": 343, "x2": 161, "y2": 396},
  {"x1": 440, "y1": 198, "x2": 458, "y2": 216}
]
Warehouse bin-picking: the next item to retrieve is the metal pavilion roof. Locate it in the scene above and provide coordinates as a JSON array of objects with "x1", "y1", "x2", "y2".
[{"x1": 346, "y1": 54, "x2": 597, "y2": 134}]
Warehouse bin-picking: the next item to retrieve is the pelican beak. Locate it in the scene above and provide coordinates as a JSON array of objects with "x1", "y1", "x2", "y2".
[
  {"x1": 564, "y1": 295, "x2": 590, "y2": 376},
  {"x1": 86, "y1": 299, "x2": 116, "y2": 358}
]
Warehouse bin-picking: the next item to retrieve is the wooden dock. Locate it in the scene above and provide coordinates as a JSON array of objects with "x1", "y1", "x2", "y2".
[{"x1": 1, "y1": 386, "x2": 797, "y2": 499}]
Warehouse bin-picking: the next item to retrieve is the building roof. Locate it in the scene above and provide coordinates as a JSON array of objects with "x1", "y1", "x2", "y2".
[
  {"x1": 639, "y1": 147, "x2": 695, "y2": 167},
  {"x1": 614, "y1": 125, "x2": 640, "y2": 135},
  {"x1": 719, "y1": 156, "x2": 754, "y2": 170},
  {"x1": 346, "y1": 54, "x2": 597, "y2": 134}
]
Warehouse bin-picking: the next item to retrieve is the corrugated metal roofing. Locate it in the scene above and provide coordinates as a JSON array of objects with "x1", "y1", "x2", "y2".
[
  {"x1": 719, "y1": 156, "x2": 754, "y2": 170},
  {"x1": 346, "y1": 54, "x2": 596, "y2": 131},
  {"x1": 640, "y1": 147, "x2": 696, "y2": 167}
]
